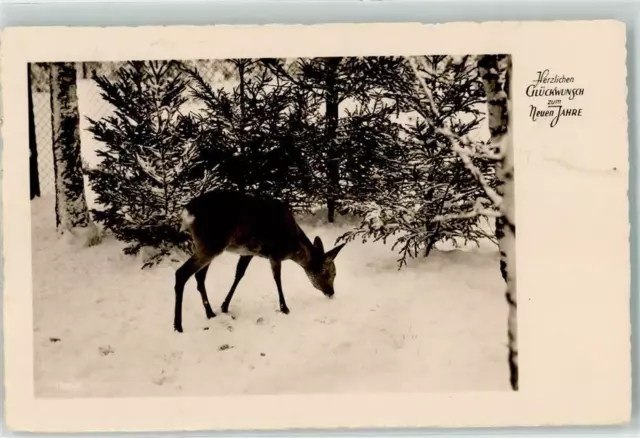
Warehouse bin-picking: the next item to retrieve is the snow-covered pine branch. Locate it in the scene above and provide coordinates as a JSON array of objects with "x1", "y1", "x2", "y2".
[
  {"x1": 338, "y1": 55, "x2": 499, "y2": 268},
  {"x1": 409, "y1": 57, "x2": 503, "y2": 209},
  {"x1": 432, "y1": 197, "x2": 501, "y2": 222},
  {"x1": 87, "y1": 61, "x2": 201, "y2": 266}
]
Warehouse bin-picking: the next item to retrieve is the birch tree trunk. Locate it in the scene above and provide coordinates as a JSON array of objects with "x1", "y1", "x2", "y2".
[
  {"x1": 49, "y1": 62, "x2": 96, "y2": 243},
  {"x1": 477, "y1": 55, "x2": 518, "y2": 390}
]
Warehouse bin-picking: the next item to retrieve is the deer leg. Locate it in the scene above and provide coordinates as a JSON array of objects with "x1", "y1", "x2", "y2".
[
  {"x1": 195, "y1": 264, "x2": 216, "y2": 319},
  {"x1": 221, "y1": 255, "x2": 253, "y2": 313},
  {"x1": 174, "y1": 255, "x2": 211, "y2": 333},
  {"x1": 270, "y1": 259, "x2": 290, "y2": 315}
]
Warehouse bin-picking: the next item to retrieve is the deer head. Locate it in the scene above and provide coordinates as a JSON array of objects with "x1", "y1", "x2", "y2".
[{"x1": 304, "y1": 236, "x2": 346, "y2": 298}]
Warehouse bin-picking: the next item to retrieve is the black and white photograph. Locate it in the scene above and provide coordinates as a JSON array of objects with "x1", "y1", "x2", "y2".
[
  {"x1": 1, "y1": 21, "x2": 631, "y2": 432},
  {"x1": 28, "y1": 54, "x2": 517, "y2": 398}
]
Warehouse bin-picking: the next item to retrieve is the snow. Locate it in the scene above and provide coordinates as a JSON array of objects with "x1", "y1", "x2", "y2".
[{"x1": 32, "y1": 195, "x2": 510, "y2": 397}]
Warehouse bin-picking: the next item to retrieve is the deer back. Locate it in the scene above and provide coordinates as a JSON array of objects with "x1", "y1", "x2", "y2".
[{"x1": 182, "y1": 191, "x2": 305, "y2": 260}]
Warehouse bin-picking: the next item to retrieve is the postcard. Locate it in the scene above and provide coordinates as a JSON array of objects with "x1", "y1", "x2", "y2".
[{"x1": 0, "y1": 21, "x2": 630, "y2": 432}]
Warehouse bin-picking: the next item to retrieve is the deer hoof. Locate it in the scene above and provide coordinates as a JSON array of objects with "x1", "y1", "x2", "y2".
[
  {"x1": 280, "y1": 306, "x2": 290, "y2": 315},
  {"x1": 221, "y1": 304, "x2": 229, "y2": 313},
  {"x1": 174, "y1": 324, "x2": 183, "y2": 333},
  {"x1": 206, "y1": 310, "x2": 217, "y2": 319}
]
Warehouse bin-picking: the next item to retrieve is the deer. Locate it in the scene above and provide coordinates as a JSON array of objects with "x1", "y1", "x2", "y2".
[{"x1": 173, "y1": 190, "x2": 347, "y2": 333}]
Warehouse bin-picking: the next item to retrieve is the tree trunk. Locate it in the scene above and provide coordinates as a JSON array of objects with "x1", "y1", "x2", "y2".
[
  {"x1": 28, "y1": 63, "x2": 41, "y2": 200},
  {"x1": 477, "y1": 55, "x2": 517, "y2": 390},
  {"x1": 239, "y1": 61, "x2": 246, "y2": 153},
  {"x1": 236, "y1": 60, "x2": 248, "y2": 191},
  {"x1": 49, "y1": 62, "x2": 96, "y2": 242},
  {"x1": 325, "y1": 57, "x2": 341, "y2": 223}
]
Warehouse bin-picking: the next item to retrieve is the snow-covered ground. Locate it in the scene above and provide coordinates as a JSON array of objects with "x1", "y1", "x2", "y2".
[{"x1": 32, "y1": 195, "x2": 510, "y2": 398}]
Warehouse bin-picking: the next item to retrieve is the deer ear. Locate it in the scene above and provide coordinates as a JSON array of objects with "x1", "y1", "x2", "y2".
[
  {"x1": 325, "y1": 243, "x2": 346, "y2": 262},
  {"x1": 313, "y1": 236, "x2": 325, "y2": 253}
]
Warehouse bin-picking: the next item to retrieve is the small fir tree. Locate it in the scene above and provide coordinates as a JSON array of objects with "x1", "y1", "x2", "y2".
[
  {"x1": 337, "y1": 56, "x2": 498, "y2": 268},
  {"x1": 86, "y1": 61, "x2": 212, "y2": 267},
  {"x1": 184, "y1": 60, "x2": 315, "y2": 212},
  {"x1": 262, "y1": 56, "x2": 413, "y2": 222}
]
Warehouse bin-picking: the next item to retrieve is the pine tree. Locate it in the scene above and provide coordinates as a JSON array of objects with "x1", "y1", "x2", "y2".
[
  {"x1": 281, "y1": 80, "x2": 324, "y2": 210},
  {"x1": 86, "y1": 61, "x2": 210, "y2": 267},
  {"x1": 262, "y1": 56, "x2": 411, "y2": 222},
  {"x1": 338, "y1": 56, "x2": 497, "y2": 267},
  {"x1": 392, "y1": 54, "x2": 516, "y2": 389},
  {"x1": 184, "y1": 59, "x2": 314, "y2": 212},
  {"x1": 338, "y1": 97, "x2": 404, "y2": 205}
]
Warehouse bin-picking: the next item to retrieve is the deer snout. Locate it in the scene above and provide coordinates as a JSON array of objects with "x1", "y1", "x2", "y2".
[{"x1": 324, "y1": 288, "x2": 335, "y2": 298}]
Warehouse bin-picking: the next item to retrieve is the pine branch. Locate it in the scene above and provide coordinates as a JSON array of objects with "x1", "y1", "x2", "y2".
[
  {"x1": 432, "y1": 198, "x2": 501, "y2": 222},
  {"x1": 409, "y1": 57, "x2": 504, "y2": 208}
]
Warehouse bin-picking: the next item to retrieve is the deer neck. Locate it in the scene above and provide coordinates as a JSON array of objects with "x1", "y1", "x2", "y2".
[{"x1": 291, "y1": 226, "x2": 319, "y2": 271}]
